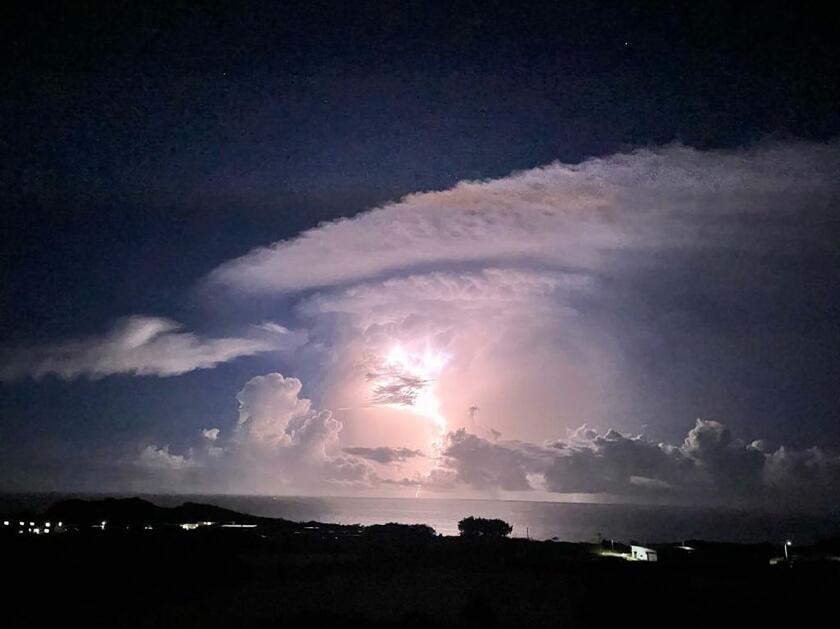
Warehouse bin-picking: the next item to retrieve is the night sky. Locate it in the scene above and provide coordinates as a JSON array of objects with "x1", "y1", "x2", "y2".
[{"x1": 1, "y1": 1, "x2": 839, "y2": 506}]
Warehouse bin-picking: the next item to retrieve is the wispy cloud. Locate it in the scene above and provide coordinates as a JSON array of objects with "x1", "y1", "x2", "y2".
[
  {"x1": 0, "y1": 316, "x2": 301, "y2": 381},
  {"x1": 343, "y1": 446, "x2": 425, "y2": 464}
]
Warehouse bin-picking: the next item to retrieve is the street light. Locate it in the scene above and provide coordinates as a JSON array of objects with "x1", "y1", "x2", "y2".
[{"x1": 784, "y1": 540, "x2": 792, "y2": 561}]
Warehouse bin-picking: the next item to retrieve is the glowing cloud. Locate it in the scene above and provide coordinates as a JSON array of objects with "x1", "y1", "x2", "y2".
[
  {"x1": 366, "y1": 345, "x2": 449, "y2": 435},
  {"x1": 76, "y1": 141, "x2": 840, "y2": 508}
]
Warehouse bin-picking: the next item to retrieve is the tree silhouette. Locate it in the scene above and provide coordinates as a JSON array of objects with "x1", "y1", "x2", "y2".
[
  {"x1": 363, "y1": 522, "x2": 436, "y2": 545},
  {"x1": 457, "y1": 516, "x2": 513, "y2": 537}
]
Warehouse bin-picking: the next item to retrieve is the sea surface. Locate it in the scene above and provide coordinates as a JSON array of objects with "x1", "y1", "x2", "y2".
[{"x1": 3, "y1": 493, "x2": 840, "y2": 544}]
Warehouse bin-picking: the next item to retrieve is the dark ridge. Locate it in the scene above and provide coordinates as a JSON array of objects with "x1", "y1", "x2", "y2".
[
  {"x1": 44, "y1": 497, "x2": 271, "y2": 526},
  {"x1": 39, "y1": 497, "x2": 369, "y2": 534}
]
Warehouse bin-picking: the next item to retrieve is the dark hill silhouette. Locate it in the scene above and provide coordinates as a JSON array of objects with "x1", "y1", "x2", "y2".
[
  {"x1": 172, "y1": 501, "x2": 267, "y2": 524},
  {"x1": 41, "y1": 497, "x2": 368, "y2": 534},
  {"x1": 45, "y1": 497, "x2": 277, "y2": 526},
  {"x1": 46, "y1": 497, "x2": 166, "y2": 525}
]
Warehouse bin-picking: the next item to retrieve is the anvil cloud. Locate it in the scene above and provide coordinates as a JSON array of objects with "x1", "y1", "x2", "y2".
[{"x1": 209, "y1": 142, "x2": 838, "y2": 294}]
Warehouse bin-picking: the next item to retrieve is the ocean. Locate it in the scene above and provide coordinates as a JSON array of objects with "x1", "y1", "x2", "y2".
[{"x1": 3, "y1": 493, "x2": 839, "y2": 544}]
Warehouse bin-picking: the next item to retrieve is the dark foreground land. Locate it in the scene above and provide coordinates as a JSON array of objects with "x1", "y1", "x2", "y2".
[{"x1": 3, "y1": 498, "x2": 839, "y2": 628}]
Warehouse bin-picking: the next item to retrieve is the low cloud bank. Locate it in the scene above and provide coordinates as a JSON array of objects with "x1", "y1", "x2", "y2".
[
  {"x1": 134, "y1": 372, "x2": 378, "y2": 493},
  {"x1": 135, "y1": 372, "x2": 840, "y2": 510},
  {"x1": 409, "y1": 420, "x2": 840, "y2": 509}
]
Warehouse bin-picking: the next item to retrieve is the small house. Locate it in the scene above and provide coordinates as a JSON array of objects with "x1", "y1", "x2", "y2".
[{"x1": 631, "y1": 545, "x2": 658, "y2": 562}]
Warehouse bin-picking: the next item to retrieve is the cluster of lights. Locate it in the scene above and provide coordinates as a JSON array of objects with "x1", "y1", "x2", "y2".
[
  {"x1": 3, "y1": 520, "x2": 63, "y2": 534},
  {"x1": 180, "y1": 521, "x2": 215, "y2": 530}
]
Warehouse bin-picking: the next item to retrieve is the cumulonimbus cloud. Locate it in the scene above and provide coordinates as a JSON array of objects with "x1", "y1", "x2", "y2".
[
  {"x1": 198, "y1": 141, "x2": 840, "y2": 474},
  {"x1": 138, "y1": 389, "x2": 840, "y2": 509},
  {"x1": 126, "y1": 141, "x2": 840, "y2": 508},
  {"x1": 0, "y1": 316, "x2": 303, "y2": 381}
]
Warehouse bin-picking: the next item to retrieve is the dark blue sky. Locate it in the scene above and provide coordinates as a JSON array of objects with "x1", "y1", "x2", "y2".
[{"x1": 1, "y1": 1, "x2": 839, "y2": 494}]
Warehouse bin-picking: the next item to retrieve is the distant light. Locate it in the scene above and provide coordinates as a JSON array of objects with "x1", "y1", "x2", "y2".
[
  {"x1": 29, "y1": 521, "x2": 35, "y2": 526},
  {"x1": 33, "y1": 528, "x2": 40, "y2": 534},
  {"x1": 786, "y1": 540, "x2": 792, "y2": 545},
  {"x1": 45, "y1": 522, "x2": 51, "y2": 527},
  {"x1": 19, "y1": 521, "x2": 24, "y2": 526},
  {"x1": 3, "y1": 521, "x2": 8, "y2": 526},
  {"x1": 58, "y1": 522, "x2": 63, "y2": 527}
]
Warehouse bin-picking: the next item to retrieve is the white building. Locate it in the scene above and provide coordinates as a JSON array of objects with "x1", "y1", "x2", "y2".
[{"x1": 631, "y1": 545, "x2": 658, "y2": 562}]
